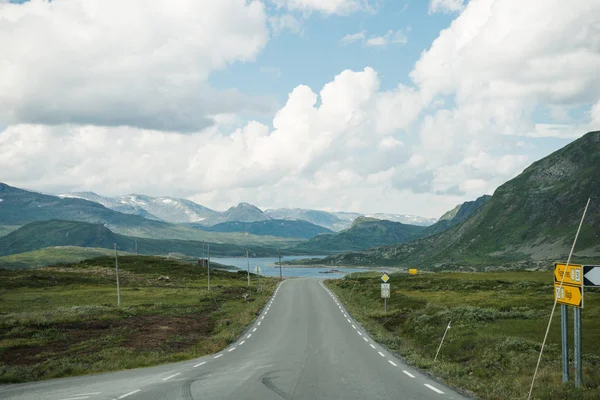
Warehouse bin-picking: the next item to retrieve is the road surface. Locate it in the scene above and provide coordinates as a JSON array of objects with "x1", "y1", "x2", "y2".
[{"x1": 0, "y1": 278, "x2": 469, "y2": 400}]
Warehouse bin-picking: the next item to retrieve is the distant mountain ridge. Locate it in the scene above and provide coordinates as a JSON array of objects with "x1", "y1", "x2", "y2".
[
  {"x1": 423, "y1": 195, "x2": 491, "y2": 236},
  {"x1": 198, "y1": 219, "x2": 332, "y2": 239},
  {"x1": 291, "y1": 216, "x2": 426, "y2": 254}
]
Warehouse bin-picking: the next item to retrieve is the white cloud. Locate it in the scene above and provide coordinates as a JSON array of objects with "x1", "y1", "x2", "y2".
[
  {"x1": 343, "y1": 29, "x2": 408, "y2": 47},
  {"x1": 429, "y1": 0, "x2": 465, "y2": 14},
  {"x1": 0, "y1": 0, "x2": 273, "y2": 132},
  {"x1": 269, "y1": 13, "x2": 303, "y2": 35},
  {"x1": 271, "y1": 0, "x2": 376, "y2": 15},
  {"x1": 260, "y1": 66, "x2": 282, "y2": 79},
  {"x1": 340, "y1": 31, "x2": 366, "y2": 45}
]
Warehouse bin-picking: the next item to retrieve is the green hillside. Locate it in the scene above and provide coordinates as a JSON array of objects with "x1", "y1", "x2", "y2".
[
  {"x1": 308, "y1": 131, "x2": 600, "y2": 268},
  {"x1": 291, "y1": 216, "x2": 426, "y2": 254},
  {"x1": 423, "y1": 195, "x2": 491, "y2": 236},
  {"x1": 197, "y1": 219, "x2": 332, "y2": 239},
  {"x1": 0, "y1": 220, "x2": 304, "y2": 260},
  {"x1": 0, "y1": 246, "x2": 134, "y2": 269}
]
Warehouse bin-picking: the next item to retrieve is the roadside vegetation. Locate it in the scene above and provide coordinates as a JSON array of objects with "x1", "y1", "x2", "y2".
[
  {"x1": 326, "y1": 271, "x2": 600, "y2": 400},
  {"x1": 0, "y1": 255, "x2": 275, "y2": 383}
]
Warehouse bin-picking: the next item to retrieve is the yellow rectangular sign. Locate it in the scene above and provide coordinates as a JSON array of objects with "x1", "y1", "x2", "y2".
[
  {"x1": 554, "y1": 282, "x2": 583, "y2": 308},
  {"x1": 408, "y1": 269, "x2": 418, "y2": 275},
  {"x1": 554, "y1": 263, "x2": 583, "y2": 286}
]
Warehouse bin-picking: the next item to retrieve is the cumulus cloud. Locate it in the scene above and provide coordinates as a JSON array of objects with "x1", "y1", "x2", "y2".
[
  {"x1": 0, "y1": 0, "x2": 273, "y2": 132},
  {"x1": 270, "y1": 0, "x2": 376, "y2": 15},
  {"x1": 340, "y1": 31, "x2": 366, "y2": 45}
]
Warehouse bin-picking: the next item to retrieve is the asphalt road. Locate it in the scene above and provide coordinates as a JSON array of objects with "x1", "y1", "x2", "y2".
[{"x1": 0, "y1": 278, "x2": 469, "y2": 400}]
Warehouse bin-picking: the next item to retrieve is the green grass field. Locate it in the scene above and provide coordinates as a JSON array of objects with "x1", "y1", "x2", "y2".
[
  {"x1": 326, "y1": 271, "x2": 600, "y2": 400},
  {"x1": 0, "y1": 246, "x2": 136, "y2": 269},
  {"x1": 0, "y1": 255, "x2": 276, "y2": 383}
]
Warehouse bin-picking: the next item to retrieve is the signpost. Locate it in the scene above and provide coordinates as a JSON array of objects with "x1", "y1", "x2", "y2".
[
  {"x1": 554, "y1": 282, "x2": 583, "y2": 308},
  {"x1": 381, "y1": 274, "x2": 390, "y2": 313},
  {"x1": 554, "y1": 263, "x2": 583, "y2": 286}
]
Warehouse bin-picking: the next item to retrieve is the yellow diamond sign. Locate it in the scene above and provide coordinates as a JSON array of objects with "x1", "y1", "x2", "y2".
[{"x1": 381, "y1": 273, "x2": 390, "y2": 283}]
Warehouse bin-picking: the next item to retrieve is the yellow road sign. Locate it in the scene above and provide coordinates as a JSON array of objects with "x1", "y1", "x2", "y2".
[
  {"x1": 554, "y1": 263, "x2": 583, "y2": 286},
  {"x1": 408, "y1": 269, "x2": 418, "y2": 275},
  {"x1": 381, "y1": 273, "x2": 390, "y2": 283},
  {"x1": 554, "y1": 282, "x2": 583, "y2": 308}
]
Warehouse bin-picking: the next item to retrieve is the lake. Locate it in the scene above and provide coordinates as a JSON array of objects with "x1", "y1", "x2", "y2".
[{"x1": 210, "y1": 255, "x2": 370, "y2": 279}]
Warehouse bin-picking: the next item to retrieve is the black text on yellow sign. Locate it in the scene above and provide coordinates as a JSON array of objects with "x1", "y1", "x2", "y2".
[
  {"x1": 554, "y1": 282, "x2": 583, "y2": 308},
  {"x1": 554, "y1": 263, "x2": 583, "y2": 286}
]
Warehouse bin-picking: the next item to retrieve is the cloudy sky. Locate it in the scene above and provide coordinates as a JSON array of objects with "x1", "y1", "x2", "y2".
[{"x1": 1, "y1": 0, "x2": 599, "y2": 218}]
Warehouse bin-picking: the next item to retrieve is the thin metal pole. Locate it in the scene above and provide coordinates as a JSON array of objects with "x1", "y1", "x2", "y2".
[
  {"x1": 574, "y1": 307, "x2": 582, "y2": 387},
  {"x1": 207, "y1": 244, "x2": 210, "y2": 291},
  {"x1": 247, "y1": 249, "x2": 250, "y2": 287},
  {"x1": 114, "y1": 243, "x2": 120, "y2": 306},
  {"x1": 384, "y1": 297, "x2": 387, "y2": 313},
  {"x1": 434, "y1": 321, "x2": 451, "y2": 362},
  {"x1": 278, "y1": 248, "x2": 282, "y2": 281},
  {"x1": 561, "y1": 304, "x2": 569, "y2": 383},
  {"x1": 528, "y1": 198, "x2": 590, "y2": 399}
]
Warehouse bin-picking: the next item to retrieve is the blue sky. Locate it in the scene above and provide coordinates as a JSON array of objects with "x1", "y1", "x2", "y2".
[{"x1": 0, "y1": 0, "x2": 598, "y2": 217}]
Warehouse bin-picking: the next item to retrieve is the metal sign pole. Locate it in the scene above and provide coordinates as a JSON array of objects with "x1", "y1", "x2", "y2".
[
  {"x1": 561, "y1": 304, "x2": 569, "y2": 383},
  {"x1": 114, "y1": 243, "x2": 120, "y2": 306},
  {"x1": 574, "y1": 307, "x2": 582, "y2": 387},
  {"x1": 384, "y1": 297, "x2": 387, "y2": 313}
]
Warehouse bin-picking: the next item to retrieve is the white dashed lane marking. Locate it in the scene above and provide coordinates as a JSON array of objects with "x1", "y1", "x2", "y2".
[
  {"x1": 214, "y1": 354, "x2": 223, "y2": 359},
  {"x1": 363, "y1": 337, "x2": 368, "y2": 342},
  {"x1": 228, "y1": 347, "x2": 236, "y2": 352},
  {"x1": 424, "y1": 384, "x2": 444, "y2": 394},
  {"x1": 113, "y1": 390, "x2": 141, "y2": 400},
  {"x1": 388, "y1": 360, "x2": 397, "y2": 367},
  {"x1": 370, "y1": 344, "x2": 376, "y2": 349},
  {"x1": 378, "y1": 351, "x2": 385, "y2": 357},
  {"x1": 253, "y1": 327, "x2": 257, "y2": 332},
  {"x1": 403, "y1": 370, "x2": 415, "y2": 378},
  {"x1": 162, "y1": 372, "x2": 181, "y2": 381},
  {"x1": 352, "y1": 324, "x2": 356, "y2": 329},
  {"x1": 240, "y1": 340, "x2": 245, "y2": 345},
  {"x1": 258, "y1": 321, "x2": 262, "y2": 326},
  {"x1": 193, "y1": 361, "x2": 206, "y2": 367},
  {"x1": 346, "y1": 318, "x2": 351, "y2": 323},
  {"x1": 247, "y1": 334, "x2": 252, "y2": 338}
]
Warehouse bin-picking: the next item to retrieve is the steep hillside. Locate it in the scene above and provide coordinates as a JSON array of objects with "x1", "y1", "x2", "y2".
[
  {"x1": 0, "y1": 220, "x2": 302, "y2": 258},
  {"x1": 423, "y1": 195, "x2": 491, "y2": 236},
  {"x1": 201, "y1": 219, "x2": 332, "y2": 239},
  {"x1": 311, "y1": 131, "x2": 600, "y2": 268},
  {"x1": 292, "y1": 216, "x2": 426, "y2": 253}
]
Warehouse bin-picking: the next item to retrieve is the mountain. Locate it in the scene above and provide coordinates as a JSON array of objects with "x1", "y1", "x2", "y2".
[
  {"x1": 200, "y1": 219, "x2": 332, "y2": 239},
  {"x1": 422, "y1": 195, "x2": 491, "y2": 236},
  {"x1": 291, "y1": 216, "x2": 426, "y2": 254},
  {"x1": 364, "y1": 213, "x2": 438, "y2": 226},
  {"x1": 264, "y1": 208, "x2": 349, "y2": 231},
  {"x1": 310, "y1": 131, "x2": 600, "y2": 268},
  {"x1": 0, "y1": 183, "x2": 299, "y2": 247},
  {"x1": 0, "y1": 220, "x2": 299, "y2": 258},
  {"x1": 264, "y1": 209, "x2": 436, "y2": 231},
  {"x1": 58, "y1": 192, "x2": 217, "y2": 223}
]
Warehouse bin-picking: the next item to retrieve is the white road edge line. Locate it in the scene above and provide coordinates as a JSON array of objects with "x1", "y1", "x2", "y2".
[
  {"x1": 352, "y1": 324, "x2": 356, "y2": 329},
  {"x1": 253, "y1": 327, "x2": 257, "y2": 332},
  {"x1": 240, "y1": 340, "x2": 245, "y2": 345},
  {"x1": 193, "y1": 361, "x2": 206, "y2": 367},
  {"x1": 403, "y1": 370, "x2": 415, "y2": 378},
  {"x1": 424, "y1": 384, "x2": 444, "y2": 394},
  {"x1": 162, "y1": 372, "x2": 181, "y2": 381},
  {"x1": 388, "y1": 360, "x2": 397, "y2": 366},
  {"x1": 61, "y1": 397, "x2": 90, "y2": 400},
  {"x1": 114, "y1": 389, "x2": 141, "y2": 399},
  {"x1": 228, "y1": 347, "x2": 236, "y2": 352},
  {"x1": 214, "y1": 354, "x2": 223, "y2": 359},
  {"x1": 258, "y1": 321, "x2": 262, "y2": 326},
  {"x1": 363, "y1": 337, "x2": 368, "y2": 342},
  {"x1": 346, "y1": 318, "x2": 351, "y2": 323},
  {"x1": 378, "y1": 351, "x2": 385, "y2": 357},
  {"x1": 358, "y1": 332, "x2": 362, "y2": 336},
  {"x1": 73, "y1": 394, "x2": 101, "y2": 397},
  {"x1": 370, "y1": 344, "x2": 376, "y2": 349},
  {"x1": 247, "y1": 334, "x2": 252, "y2": 338}
]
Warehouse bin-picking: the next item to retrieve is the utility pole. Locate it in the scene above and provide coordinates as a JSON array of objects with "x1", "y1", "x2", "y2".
[
  {"x1": 207, "y1": 244, "x2": 211, "y2": 291},
  {"x1": 278, "y1": 247, "x2": 282, "y2": 281},
  {"x1": 247, "y1": 249, "x2": 250, "y2": 287},
  {"x1": 114, "y1": 243, "x2": 121, "y2": 306}
]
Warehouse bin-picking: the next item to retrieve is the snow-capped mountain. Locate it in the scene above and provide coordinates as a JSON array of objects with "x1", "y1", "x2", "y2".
[{"x1": 58, "y1": 192, "x2": 217, "y2": 223}]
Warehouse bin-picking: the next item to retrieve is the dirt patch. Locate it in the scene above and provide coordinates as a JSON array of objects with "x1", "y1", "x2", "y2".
[{"x1": 0, "y1": 314, "x2": 214, "y2": 366}]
